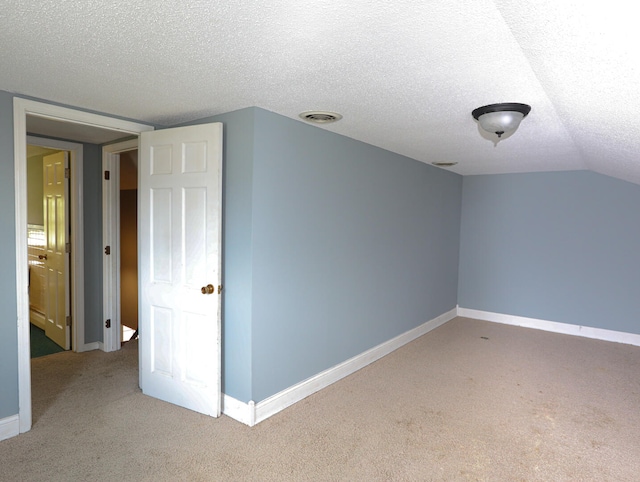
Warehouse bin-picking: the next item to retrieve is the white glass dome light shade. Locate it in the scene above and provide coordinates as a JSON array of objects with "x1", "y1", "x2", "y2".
[
  {"x1": 477, "y1": 111, "x2": 524, "y2": 137},
  {"x1": 472, "y1": 103, "x2": 531, "y2": 138}
]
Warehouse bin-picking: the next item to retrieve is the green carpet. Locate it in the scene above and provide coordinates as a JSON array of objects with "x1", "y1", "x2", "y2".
[{"x1": 30, "y1": 323, "x2": 65, "y2": 358}]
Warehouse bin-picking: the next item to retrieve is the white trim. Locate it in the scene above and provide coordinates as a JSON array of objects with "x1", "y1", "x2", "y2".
[
  {"x1": 222, "y1": 395, "x2": 254, "y2": 426},
  {"x1": 0, "y1": 415, "x2": 20, "y2": 442},
  {"x1": 15, "y1": 102, "x2": 32, "y2": 433},
  {"x1": 223, "y1": 308, "x2": 457, "y2": 426},
  {"x1": 457, "y1": 307, "x2": 640, "y2": 347},
  {"x1": 102, "y1": 139, "x2": 138, "y2": 352},
  {"x1": 17, "y1": 98, "x2": 152, "y2": 137},
  {"x1": 27, "y1": 136, "x2": 87, "y2": 353},
  {"x1": 14, "y1": 98, "x2": 154, "y2": 435},
  {"x1": 84, "y1": 341, "x2": 102, "y2": 352},
  {"x1": 29, "y1": 309, "x2": 46, "y2": 329}
]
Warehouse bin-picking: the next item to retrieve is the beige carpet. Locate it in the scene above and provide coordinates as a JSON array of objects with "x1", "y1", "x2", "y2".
[{"x1": 1, "y1": 317, "x2": 639, "y2": 481}]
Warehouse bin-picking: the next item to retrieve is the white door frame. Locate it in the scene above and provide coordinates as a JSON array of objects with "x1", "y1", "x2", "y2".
[
  {"x1": 27, "y1": 135, "x2": 85, "y2": 353},
  {"x1": 14, "y1": 98, "x2": 153, "y2": 434},
  {"x1": 102, "y1": 139, "x2": 138, "y2": 352}
]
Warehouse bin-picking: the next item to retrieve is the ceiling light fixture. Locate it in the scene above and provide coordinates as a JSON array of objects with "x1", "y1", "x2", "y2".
[
  {"x1": 299, "y1": 111, "x2": 343, "y2": 123},
  {"x1": 472, "y1": 103, "x2": 531, "y2": 138}
]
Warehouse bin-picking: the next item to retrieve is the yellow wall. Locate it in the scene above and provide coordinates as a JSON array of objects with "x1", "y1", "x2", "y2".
[{"x1": 27, "y1": 154, "x2": 45, "y2": 226}]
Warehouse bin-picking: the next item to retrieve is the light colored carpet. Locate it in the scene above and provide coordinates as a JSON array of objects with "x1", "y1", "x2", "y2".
[{"x1": 2, "y1": 317, "x2": 639, "y2": 481}]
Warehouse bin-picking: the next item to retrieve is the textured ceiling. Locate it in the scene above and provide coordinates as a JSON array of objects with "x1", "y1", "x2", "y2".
[{"x1": 2, "y1": 1, "x2": 639, "y2": 182}]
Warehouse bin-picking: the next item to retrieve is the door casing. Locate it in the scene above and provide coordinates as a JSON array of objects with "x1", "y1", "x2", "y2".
[
  {"x1": 14, "y1": 98, "x2": 153, "y2": 434},
  {"x1": 102, "y1": 139, "x2": 139, "y2": 352}
]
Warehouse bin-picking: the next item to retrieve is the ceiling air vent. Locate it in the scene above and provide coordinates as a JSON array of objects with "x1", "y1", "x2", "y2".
[
  {"x1": 432, "y1": 162, "x2": 458, "y2": 167},
  {"x1": 299, "y1": 111, "x2": 343, "y2": 123}
]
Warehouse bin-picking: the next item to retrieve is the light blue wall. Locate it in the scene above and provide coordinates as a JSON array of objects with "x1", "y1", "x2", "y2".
[
  {"x1": 82, "y1": 143, "x2": 104, "y2": 343},
  {"x1": 459, "y1": 171, "x2": 640, "y2": 334},
  {"x1": 249, "y1": 109, "x2": 462, "y2": 401},
  {"x1": 0, "y1": 90, "x2": 19, "y2": 418},
  {"x1": 214, "y1": 109, "x2": 255, "y2": 401}
]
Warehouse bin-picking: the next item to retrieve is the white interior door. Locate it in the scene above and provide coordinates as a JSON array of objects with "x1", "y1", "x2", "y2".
[
  {"x1": 139, "y1": 123, "x2": 223, "y2": 417},
  {"x1": 43, "y1": 151, "x2": 70, "y2": 350}
]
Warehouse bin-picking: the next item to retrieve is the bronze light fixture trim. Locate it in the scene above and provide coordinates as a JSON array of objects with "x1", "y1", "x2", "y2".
[{"x1": 472, "y1": 103, "x2": 531, "y2": 138}]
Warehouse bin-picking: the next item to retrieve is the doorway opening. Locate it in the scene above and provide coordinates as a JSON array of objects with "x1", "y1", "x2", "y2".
[
  {"x1": 119, "y1": 149, "x2": 138, "y2": 344},
  {"x1": 14, "y1": 98, "x2": 154, "y2": 435},
  {"x1": 14, "y1": 99, "x2": 223, "y2": 439},
  {"x1": 103, "y1": 139, "x2": 139, "y2": 350}
]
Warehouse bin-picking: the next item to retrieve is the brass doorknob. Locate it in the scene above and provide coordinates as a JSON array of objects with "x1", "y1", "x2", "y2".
[
  {"x1": 38, "y1": 254, "x2": 48, "y2": 260},
  {"x1": 201, "y1": 284, "x2": 215, "y2": 294}
]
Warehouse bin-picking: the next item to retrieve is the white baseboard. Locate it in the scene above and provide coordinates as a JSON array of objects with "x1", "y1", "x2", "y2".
[
  {"x1": 30, "y1": 310, "x2": 46, "y2": 330},
  {"x1": 81, "y1": 342, "x2": 101, "y2": 352},
  {"x1": 223, "y1": 307, "x2": 457, "y2": 426},
  {"x1": 457, "y1": 307, "x2": 640, "y2": 347},
  {"x1": 222, "y1": 395, "x2": 255, "y2": 426},
  {"x1": 0, "y1": 414, "x2": 20, "y2": 442}
]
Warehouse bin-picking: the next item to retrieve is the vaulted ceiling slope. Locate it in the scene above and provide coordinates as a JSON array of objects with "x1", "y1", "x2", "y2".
[{"x1": 2, "y1": 1, "x2": 639, "y2": 182}]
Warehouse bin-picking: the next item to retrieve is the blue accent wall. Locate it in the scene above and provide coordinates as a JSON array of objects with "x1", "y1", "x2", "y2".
[
  {"x1": 248, "y1": 109, "x2": 461, "y2": 401},
  {"x1": 459, "y1": 171, "x2": 640, "y2": 334},
  {"x1": 0, "y1": 91, "x2": 19, "y2": 418},
  {"x1": 218, "y1": 110, "x2": 255, "y2": 401},
  {"x1": 82, "y1": 143, "x2": 104, "y2": 343}
]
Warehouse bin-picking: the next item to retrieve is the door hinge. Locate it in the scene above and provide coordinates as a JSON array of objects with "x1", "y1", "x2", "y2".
[
  {"x1": 105, "y1": 246, "x2": 111, "y2": 255},
  {"x1": 105, "y1": 319, "x2": 111, "y2": 328},
  {"x1": 65, "y1": 168, "x2": 71, "y2": 179},
  {"x1": 104, "y1": 170, "x2": 110, "y2": 180},
  {"x1": 65, "y1": 242, "x2": 71, "y2": 254},
  {"x1": 66, "y1": 315, "x2": 72, "y2": 327}
]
